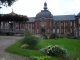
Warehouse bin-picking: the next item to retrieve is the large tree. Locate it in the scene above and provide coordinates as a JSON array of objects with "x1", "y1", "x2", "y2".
[{"x1": 0, "y1": 0, "x2": 17, "y2": 8}]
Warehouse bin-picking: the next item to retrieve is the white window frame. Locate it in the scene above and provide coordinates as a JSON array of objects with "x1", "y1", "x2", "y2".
[
  {"x1": 70, "y1": 22, "x2": 72, "y2": 26},
  {"x1": 57, "y1": 29, "x2": 59, "y2": 33}
]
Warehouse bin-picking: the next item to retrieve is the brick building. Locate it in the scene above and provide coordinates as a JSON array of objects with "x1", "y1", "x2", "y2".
[{"x1": 26, "y1": 2, "x2": 80, "y2": 37}]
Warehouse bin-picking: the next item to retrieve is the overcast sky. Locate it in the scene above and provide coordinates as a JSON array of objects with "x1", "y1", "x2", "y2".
[{"x1": 0, "y1": 0, "x2": 80, "y2": 17}]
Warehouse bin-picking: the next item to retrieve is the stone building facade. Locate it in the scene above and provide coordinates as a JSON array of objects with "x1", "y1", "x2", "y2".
[{"x1": 26, "y1": 2, "x2": 80, "y2": 37}]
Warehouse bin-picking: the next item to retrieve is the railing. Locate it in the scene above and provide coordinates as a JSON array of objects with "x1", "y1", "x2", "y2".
[{"x1": 0, "y1": 29, "x2": 25, "y2": 34}]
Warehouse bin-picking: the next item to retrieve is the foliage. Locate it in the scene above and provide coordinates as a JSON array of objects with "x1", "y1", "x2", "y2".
[
  {"x1": 6, "y1": 38, "x2": 80, "y2": 60},
  {"x1": 20, "y1": 44, "x2": 28, "y2": 49},
  {"x1": 23, "y1": 29, "x2": 38, "y2": 49},
  {"x1": 70, "y1": 36, "x2": 80, "y2": 39},
  {"x1": 66, "y1": 33, "x2": 72, "y2": 38},
  {"x1": 49, "y1": 33, "x2": 59, "y2": 39},
  {"x1": 0, "y1": 0, "x2": 17, "y2": 7},
  {"x1": 65, "y1": 32, "x2": 80, "y2": 39},
  {"x1": 41, "y1": 33, "x2": 48, "y2": 39},
  {"x1": 49, "y1": 34, "x2": 54, "y2": 39},
  {"x1": 6, "y1": 39, "x2": 58, "y2": 60},
  {"x1": 40, "y1": 45, "x2": 69, "y2": 59},
  {"x1": 23, "y1": 36, "x2": 38, "y2": 49}
]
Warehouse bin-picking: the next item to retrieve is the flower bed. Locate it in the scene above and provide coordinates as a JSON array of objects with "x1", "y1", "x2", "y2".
[{"x1": 40, "y1": 45, "x2": 70, "y2": 59}]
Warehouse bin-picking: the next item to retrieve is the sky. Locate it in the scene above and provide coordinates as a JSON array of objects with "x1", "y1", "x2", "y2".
[{"x1": 0, "y1": 0, "x2": 80, "y2": 17}]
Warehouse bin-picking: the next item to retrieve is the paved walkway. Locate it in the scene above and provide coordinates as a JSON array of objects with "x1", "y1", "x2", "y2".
[{"x1": 0, "y1": 36, "x2": 31, "y2": 60}]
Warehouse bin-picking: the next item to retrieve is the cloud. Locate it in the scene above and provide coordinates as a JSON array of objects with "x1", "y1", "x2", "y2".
[{"x1": 0, "y1": 0, "x2": 80, "y2": 16}]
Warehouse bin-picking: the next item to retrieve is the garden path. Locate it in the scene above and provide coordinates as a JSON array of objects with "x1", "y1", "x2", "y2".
[{"x1": 0, "y1": 36, "x2": 31, "y2": 60}]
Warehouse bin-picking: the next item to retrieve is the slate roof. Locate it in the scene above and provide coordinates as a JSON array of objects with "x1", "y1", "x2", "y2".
[
  {"x1": 35, "y1": 10, "x2": 53, "y2": 19},
  {"x1": 27, "y1": 15, "x2": 75, "y2": 22},
  {"x1": 27, "y1": 17, "x2": 35, "y2": 22},
  {"x1": 77, "y1": 12, "x2": 80, "y2": 16},
  {"x1": 53, "y1": 15, "x2": 75, "y2": 21}
]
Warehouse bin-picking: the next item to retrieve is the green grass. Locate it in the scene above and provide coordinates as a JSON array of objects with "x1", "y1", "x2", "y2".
[{"x1": 6, "y1": 38, "x2": 80, "y2": 60}]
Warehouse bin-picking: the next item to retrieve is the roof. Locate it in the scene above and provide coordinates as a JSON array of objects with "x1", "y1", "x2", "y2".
[
  {"x1": 77, "y1": 12, "x2": 80, "y2": 16},
  {"x1": 53, "y1": 15, "x2": 75, "y2": 21},
  {"x1": 35, "y1": 10, "x2": 53, "y2": 19},
  {"x1": 27, "y1": 15, "x2": 75, "y2": 22},
  {"x1": 27, "y1": 17, "x2": 35, "y2": 22}
]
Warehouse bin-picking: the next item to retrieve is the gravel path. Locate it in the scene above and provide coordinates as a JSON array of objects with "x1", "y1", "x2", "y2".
[{"x1": 0, "y1": 36, "x2": 31, "y2": 60}]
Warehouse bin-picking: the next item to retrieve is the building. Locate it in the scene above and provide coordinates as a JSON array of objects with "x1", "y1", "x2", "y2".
[{"x1": 26, "y1": 2, "x2": 80, "y2": 37}]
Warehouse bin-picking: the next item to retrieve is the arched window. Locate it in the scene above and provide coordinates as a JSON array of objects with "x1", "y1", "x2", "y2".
[{"x1": 41, "y1": 22, "x2": 45, "y2": 27}]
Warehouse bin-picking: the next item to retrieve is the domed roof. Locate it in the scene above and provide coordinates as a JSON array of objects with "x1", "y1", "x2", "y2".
[{"x1": 35, "y1": 2, "x2": 53, "y2": 19}]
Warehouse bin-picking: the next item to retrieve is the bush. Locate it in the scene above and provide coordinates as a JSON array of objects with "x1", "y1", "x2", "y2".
[
  {"x1": 49, "y1": 34, "x2": 54, "y2": 39},
  {"x1": 40, "y1": 45, "x2": 69, "y2": 58},
  {"x1": 41, "y1": 33, "x2": 48, "y2": 39},
  {"x1": 71, "y1": 36, "x2": 79, "y2": 39},
  {"x1": 66, "y1": 33, "x2": 72, "y2": 38},
  {"x1": 49, "y1": 33, "x2": 59, "y2": 39},
  {"x1": 23, "y1": 36, "x2": 38, "y2": 49},
  {"x1": 22, "y1": 29, "x2": 38, "y2": 49},
  {"x1": 59, "y1": 35, "x2": 64, "y2": 38}
]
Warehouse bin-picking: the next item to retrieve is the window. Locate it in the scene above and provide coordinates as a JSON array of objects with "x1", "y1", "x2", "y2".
[
  {"x1": 71, "y1": 28, "x2": 72, "y2": 33},
  {"x1": 33, "y1": 24, "x2": 34, "y2": 27},
  {"x1": 53, "y1": 29, "x2": 55, "y2": 33},
  {"x1": 74, "y1": 22, "x2": 75, "y2": 27},
  {"x1": 41, "y1": 22, "x2": 45, "y2": 27},
  {"x1": 57, "y1": 29, "x2": 59, "y2": 33},
  {"x1": 47, "y1": 29, "x2": 50, "y2": 33},
  {"x1": 70, "y1": 22, "x2": 72, "y2": 26},
  {"x1": 66, "y1": 22, "x2": 67, "y2": 26},
  {"x1": 37, "y1": 28, "x2": 39, "y2": 33},
  {"x1": 61, "y1": 23, "x2": 63, "y2": 26}
]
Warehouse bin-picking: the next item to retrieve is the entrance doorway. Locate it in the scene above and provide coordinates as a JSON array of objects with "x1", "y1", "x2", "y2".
[{"x1": 41, "y1": 28, "x2": 45, "y2": 33}]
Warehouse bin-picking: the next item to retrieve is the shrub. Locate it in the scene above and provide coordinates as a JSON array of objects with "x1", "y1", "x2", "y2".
[
  {"x1": 23, "y1": 36, "x2": 38, "y2": 49},
  {"x1": 49, "y1": 34, "x2": 54, "y2": 39},
  {"x1": 22, "y1": 29, "x2": 38, "y2": 49},
  {"x1": 40, "y1": 45, "x2": 69, "y2": 59},
  {"x1": 49, "y1": 33, "x2": 59, "y2": 39},
  {"x1": 66, "y1": 33, "x2": 72, "y2": 38},
  {"x1": 57, "y1": 34, "x2": 64, "y2": 38},
  {"x1": 41, "y1": 33, "x2": 48, "y2": 39},
  {"x1": 71, "y1": 36, "x2": 79, "y2": 39}
]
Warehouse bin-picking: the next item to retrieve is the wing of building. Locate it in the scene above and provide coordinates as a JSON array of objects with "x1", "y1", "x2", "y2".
[{"x1": 26, "y1": 2, "x2": 80, "y2": 37}]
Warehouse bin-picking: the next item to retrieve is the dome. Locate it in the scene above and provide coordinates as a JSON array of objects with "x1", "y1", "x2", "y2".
[
  {"x1": 35, "y1": 2, "x2": 53, "y2": 19},
  {"x1": 35, "y1": 10, "x2": 53, "y2": 19}
]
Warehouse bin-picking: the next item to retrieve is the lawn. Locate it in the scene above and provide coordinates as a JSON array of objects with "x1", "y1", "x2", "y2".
[{"x1": 6, "y1": 38, "x2": 80, "y2": 60}]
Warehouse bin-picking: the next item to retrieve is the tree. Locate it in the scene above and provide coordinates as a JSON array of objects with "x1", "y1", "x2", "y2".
[{"x1": 0, "y1": 0, "x2": 17, "y2": 8}]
